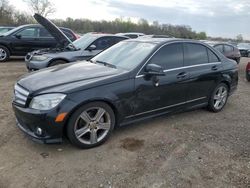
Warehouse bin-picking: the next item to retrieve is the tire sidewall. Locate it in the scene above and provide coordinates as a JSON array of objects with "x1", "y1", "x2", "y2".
[
  {"x1": 0, "y1": 45, "x2": 10, "y2": 62},
  {"x1": 208, "y1": 83, "x2": 229, "y2": 112},
  {"x1": 49, "y1": 60, "x2": 66, "y2": 67},
  {"x1": 67, "y1": 102, "x2": 115, "y2": 149}
]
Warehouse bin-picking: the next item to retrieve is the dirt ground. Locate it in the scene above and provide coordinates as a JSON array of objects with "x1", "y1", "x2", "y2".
[{"x1": 0, "y1": 58, "x2": 250, "y2": 188}]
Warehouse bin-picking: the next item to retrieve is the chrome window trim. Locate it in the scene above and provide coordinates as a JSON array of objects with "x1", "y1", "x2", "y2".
[
  {"x1": 125, "y1": 97, "x2": 206, "y2": 118},
  {"x1": 136, "y1": 62, "x2": 221, "y2": 78},
  {"x1": 136, "y1": 41, "x2": 222, "y2": 78}
]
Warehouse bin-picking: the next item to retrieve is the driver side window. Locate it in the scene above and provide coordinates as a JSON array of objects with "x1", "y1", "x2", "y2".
[
  {"x1": 16, "y1": 27, "x2": 39, "y2": 38},
  {"x1": 148, "y1": 43, "x2": 184, "y2": 70}
]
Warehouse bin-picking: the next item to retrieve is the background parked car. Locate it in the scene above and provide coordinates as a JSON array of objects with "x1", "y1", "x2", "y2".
[
  {"x1": 26, "y1": 33, "x2": 128, "y2": 70},
  {"x1": 25, "y1": 14, "x2": 128, "y2": 71},
  {"x1": 237, "y1": 43, "x2": 250, "y2": 57},
  {"x1": 0, "y1": 26, "x2": 15, "y2": 34},
  {"x1": 213, "y1": 43, "x2": 241, "y2": 64},
  {"x1": 116, "y1": 32, "x2": 145, "y2": 38},
  {"x1": 0, "y1": 24, "x2": 79, "y2": 62},
  {"x1": 246, "y1": 62, "x2": 250, "y2": 81}
]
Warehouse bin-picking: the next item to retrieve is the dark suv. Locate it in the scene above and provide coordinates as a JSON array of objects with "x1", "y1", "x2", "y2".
[{"x1": 0, "y1": 24, "x2": 78, "y2": 62}]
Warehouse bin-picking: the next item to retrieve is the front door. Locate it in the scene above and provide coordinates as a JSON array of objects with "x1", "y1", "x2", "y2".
[
  {"x1": 10, "y1": 27, "x2": 42, "y2": 55},
  {"x1": 133, "y1": 43, "x2": 189, "y2": 116}
]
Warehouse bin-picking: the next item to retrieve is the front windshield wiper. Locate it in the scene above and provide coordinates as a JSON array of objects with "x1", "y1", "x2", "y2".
[
  {"x1": 90, "y1": 60, "x2": 116, "y2": 68},
  {"x1": 96, "y1": 60, "x2": 116, "y2": 68}
]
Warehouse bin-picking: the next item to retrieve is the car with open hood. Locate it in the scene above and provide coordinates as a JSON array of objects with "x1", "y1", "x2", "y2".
[
  {"x1": 0, "y1": 15, "x2": 78, "y2": 62},
  {"x1": 12, "y1": 38, "x2": 238, "y2": 148},
  {"x1": 25, "y1": 15, "x2": 128, "y2": 71}
]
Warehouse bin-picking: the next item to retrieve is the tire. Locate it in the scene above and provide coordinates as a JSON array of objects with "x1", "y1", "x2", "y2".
[
  {"x1": 208, "y1": 83, "x2": 229, "y2": 112},
  {"x1": 0, "y1": 45, "x2": 10, "y2": 62},
  {"x1": 67, "y1": 102, "x2": 115, "y2": 149},
  {"x1": 49, "y1": 60, "x2": 67, "y2": 67}
]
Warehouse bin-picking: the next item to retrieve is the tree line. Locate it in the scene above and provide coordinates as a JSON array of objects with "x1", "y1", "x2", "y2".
[{"x1": 0, "y1": 0, "x2": 244, "y2": 42}]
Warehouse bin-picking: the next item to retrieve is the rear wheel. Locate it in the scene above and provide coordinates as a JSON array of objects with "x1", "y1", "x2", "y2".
[
  {"x1": 67, "y1": 102, "x2": 115, "y2": 149},
  {"x1": 0, "y1": 45, "x2": 10, "y2": 62},
  {"x1": 49, "y1": 60, "x2": 67, "y2": 67},
  {"x1": 208, "y1": 83, "x2": 229, "y2": 112}
]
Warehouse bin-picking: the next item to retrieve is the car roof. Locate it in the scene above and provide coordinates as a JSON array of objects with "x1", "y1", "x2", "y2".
[
  {"x1": 126, "y1": 37, "x2": 205, "y2": 45},
  {"x1": 85, "y1": 33, "x2": 129, "y2": 38}
]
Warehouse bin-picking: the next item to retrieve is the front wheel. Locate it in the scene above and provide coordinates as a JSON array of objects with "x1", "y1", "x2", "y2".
[
  {"x1": 67, "y1": 102, "x2": 115, "y2": 149},
  {"x1": 208, "y1": 83, "x2": 229, "y2": 112},
  {"x1": 0, "y1": 45, "x2": 10, "y2": 62}
]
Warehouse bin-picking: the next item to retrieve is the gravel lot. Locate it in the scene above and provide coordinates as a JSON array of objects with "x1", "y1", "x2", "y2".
[{"x1": 0, "y1": 58, "x2": 250, "y2": 188}]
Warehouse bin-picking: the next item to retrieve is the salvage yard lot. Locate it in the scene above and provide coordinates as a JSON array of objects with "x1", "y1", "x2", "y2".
[{"x1": 0, "y1": 59, "x2": 250, "y2": 188}]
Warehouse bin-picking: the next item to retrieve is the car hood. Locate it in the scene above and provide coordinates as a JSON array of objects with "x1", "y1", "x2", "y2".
[
  {"x1": 18, "y1": 61, "x2": 128, "y2": 93},
  {"x1": 34, "y1": 13, "x2": 76, "y2": 49}
]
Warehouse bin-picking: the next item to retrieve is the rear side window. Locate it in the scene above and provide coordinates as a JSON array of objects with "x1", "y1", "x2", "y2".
[
  {"x1": 92, "y1": 37, "x2": 114, "y2": 50},
  {"x1": 207, "y1": 48, "x2": 220, "y2": 63},
  {"x1": 224, "y1": 45, "x2": 234, "y2": 53},
  {"x1": 112, "y1": 37, "x2": 126, "y2": 45},
  {"x1": 148, "y1": 43, "x2": 183, "y2": 69},
  {"x1": 184, "y1": 43, "x2": 208, "y2": 66},
  {"x1": 39, "y1": 28, "x2": 52, "y2": 38},
  {"x1": 214, "y1": 45, "x2": 223, "y2": 53}
]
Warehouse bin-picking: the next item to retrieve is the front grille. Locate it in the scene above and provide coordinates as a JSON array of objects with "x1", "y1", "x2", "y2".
[{"x1": 14, "y1": 84, "x2": 29, "y2": 106}]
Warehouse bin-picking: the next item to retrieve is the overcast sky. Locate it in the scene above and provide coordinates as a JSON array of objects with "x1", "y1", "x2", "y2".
[{"x1": 9, "y1": 0, "x2": 250, "y2": 39}]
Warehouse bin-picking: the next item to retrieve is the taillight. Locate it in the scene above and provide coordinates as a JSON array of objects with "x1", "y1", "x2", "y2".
[{"x1": 246, "y1": 62, "x2": 250, "y2": 71}]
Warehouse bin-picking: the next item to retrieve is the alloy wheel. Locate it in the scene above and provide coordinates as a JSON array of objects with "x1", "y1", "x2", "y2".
[
  {"x1": 74, "y1": 107, "x2": 111, "y2": 145},
  {"x1": 213, "y1": 86, "x2": 228, "y2": 110},
  {"x1": 0, "y1": 48, "x2": 7, "y2": 61}
]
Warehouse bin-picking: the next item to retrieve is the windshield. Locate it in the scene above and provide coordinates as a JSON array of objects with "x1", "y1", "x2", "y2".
[
  {"x1": 1, "y1": 25, "x2": 24, "y2": 36},
  {"x1": 91, "y1": 41, "x2": 157, "y2": 70},
  {"x1": 73, "y1": 34, "x2": 99, "y2": 49},
  {"x1": 238, "y1": 43, "x2": 250, "y2": 48}
]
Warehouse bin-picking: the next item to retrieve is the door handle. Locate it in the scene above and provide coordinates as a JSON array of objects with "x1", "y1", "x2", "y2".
[
  {"x1": 176, "y1": 72, "x2": 187, "y2": 79},
  {"x1": 211, "y1": 65, "x2": 218, "y2": 71}
]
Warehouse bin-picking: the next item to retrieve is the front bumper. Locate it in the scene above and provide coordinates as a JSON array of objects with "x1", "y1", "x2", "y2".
[
  {"x1": 13, "y1": 104, "x2": 64, "y2": 144},
  {"x1": 26, "y1": 59, "x2": 52, "y2": 71}
]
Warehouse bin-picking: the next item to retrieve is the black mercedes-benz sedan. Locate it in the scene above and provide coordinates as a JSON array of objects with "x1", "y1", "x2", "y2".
[{"x1": 12, "y1": 38, "x2": 238, "y2": 148}]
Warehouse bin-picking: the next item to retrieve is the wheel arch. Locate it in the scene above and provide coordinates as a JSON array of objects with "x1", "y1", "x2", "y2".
[
  {"x1": 0, "y1": 44, "x2": 11, "y2": 55},
  {"x1": 48, "y1": 58, "x2": 69, "y2": 66},
  {"x1": 62, "y1": 99, "x2": 119, "y2": 137}
]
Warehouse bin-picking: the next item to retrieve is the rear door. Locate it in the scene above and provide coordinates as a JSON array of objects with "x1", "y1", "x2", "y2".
[
  {"x1": 183, "y1": 43, "x2": 222, "y2": 104},
  {"x1": 36, "y1": 27, "x2": 57, "y2": 49}
]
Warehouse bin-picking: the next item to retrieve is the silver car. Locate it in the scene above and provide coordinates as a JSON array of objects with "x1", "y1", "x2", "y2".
[{"x1": 26, "y1": 14, "x2": 128, "y2": 71}]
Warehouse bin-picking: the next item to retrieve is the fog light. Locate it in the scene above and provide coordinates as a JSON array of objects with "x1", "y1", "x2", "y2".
[{"x1": 36, "y1": 127, "x2": 43, "y2": 136}]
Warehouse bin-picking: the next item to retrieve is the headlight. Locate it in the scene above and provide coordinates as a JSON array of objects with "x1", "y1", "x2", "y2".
[
  {"x1": 31, "y1": 55, "x2": 48, "y2": 61},
  {"x1": 29, "y1": 93, "x2": 66, "y2": 110}
]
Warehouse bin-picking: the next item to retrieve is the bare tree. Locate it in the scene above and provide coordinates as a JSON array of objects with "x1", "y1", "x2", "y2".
[{"x1": 23, "y1": 0, "x2": 56, "y2": 17}]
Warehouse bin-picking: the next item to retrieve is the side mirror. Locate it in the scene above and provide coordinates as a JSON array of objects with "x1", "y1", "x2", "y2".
[
  {"x1": 145, "y1": 64, "x2": 165, "y2": 76},
  {"x1": 87, "y1": 45, "x2": 96, "y2": 51}
]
